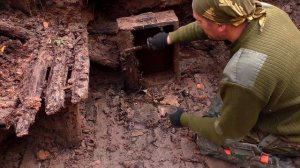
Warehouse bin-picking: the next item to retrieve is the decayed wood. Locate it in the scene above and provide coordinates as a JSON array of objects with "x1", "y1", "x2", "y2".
[
  {"x1": 0, "y1": 2, "x2": 92, "y2": 139},
  {"x1": 71, "y1": 25, "x2": 90, "y2": 104},
  {"x1": 117, "y1": 10, "x2": 180, "y2": 90},
  {"x1": 15, "y1": 50, "x2": 51, "y2": 137},
  {"x1": 116, "y1": 10, "x2": 178, "y2": 31},
  {"x1": 0, "y1": 20, "x2": 33, "y2": 41},
  {"x1": 45, "y1": 48, "x2": 69, "y2": 115}
]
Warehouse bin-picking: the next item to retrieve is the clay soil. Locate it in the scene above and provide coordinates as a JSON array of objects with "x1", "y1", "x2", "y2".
[{"x1": 0, "y1": 0, "x2": 299, "y2": 168}]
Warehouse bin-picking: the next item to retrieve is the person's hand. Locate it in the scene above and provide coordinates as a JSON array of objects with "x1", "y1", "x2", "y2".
[
  {"x1": 147, "y1": 32, "x2": 168, "y2": 50},
  {"x1": 169, "y1": 107, "x2": 184, "y2": 127}
]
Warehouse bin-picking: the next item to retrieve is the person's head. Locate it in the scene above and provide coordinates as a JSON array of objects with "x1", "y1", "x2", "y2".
[
  {"x1": 192, "y1": 0, "x2": 267, "y2": 41},
  {"x1": 193, "y1": 11, "x2": 229, "y2": 41}
]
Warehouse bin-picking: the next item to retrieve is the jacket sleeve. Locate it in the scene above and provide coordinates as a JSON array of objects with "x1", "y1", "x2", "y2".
[
  {"x1": 168, "y1": 21, "x2": 208, "y2": 44},
  {"x1": 180, "y1": 82, "x2": 265, "y2": 145}
]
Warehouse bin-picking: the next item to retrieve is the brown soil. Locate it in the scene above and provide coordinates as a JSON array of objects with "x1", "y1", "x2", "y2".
[{"x1": 0, "y1": 0, "x2": 299, "y2": 168}]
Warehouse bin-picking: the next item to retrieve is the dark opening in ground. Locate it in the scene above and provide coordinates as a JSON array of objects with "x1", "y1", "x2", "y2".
[{"x1": 132, "y1": 25, "x2": 174, "y2": 75}]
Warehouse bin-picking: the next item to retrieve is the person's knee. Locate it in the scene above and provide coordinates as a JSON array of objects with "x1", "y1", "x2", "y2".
[{"x1": 196, "y1": 135, "x2": 223, "y2": 155}]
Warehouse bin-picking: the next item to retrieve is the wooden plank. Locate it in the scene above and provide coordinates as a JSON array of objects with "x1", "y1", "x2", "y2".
[
  {"x1": 45, "y1": 47, "x2": 69, "y2": 115},
  {"x1": 1, "y1": 4, "x2": 91, "y2": 138},
  {"x1": 71, "y1": 24, "x2": 90, "y2": 104},
  {"x1": 117, "y1": 10, "x2": 178, "y2": 31},
  {"x1": 15, "y1": 50, "x2": 51, "y2": 137}
]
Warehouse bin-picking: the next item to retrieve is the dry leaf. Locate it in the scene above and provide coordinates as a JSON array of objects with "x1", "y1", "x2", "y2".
[
  {"x1": 43, "y1": 21, "x2": 49, "y2": 29},
  {"x1": 0, "y1": 46, "x2": 6, "y2": 54},
  {"x1": 196, "y1": 83, "x2": 205, "y2": 90},
  {"x1": 160, "y1": 94, "x2": 180, "y2": 107}
]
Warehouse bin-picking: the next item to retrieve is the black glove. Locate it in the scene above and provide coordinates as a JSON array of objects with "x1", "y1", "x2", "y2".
[
  {"x1": 147, "y1": 32, "x2": 168, "y2": 50},
  {"x1": 169, "y1": 107, "x2": 184, "y2": 127}
]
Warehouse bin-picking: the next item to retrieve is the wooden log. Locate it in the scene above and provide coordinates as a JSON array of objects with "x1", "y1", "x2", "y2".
[{"x1": 0, "y1": 20, "x2": 33, "y2": 41}]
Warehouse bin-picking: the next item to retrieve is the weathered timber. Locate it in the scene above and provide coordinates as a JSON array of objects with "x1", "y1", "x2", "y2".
[
  {"x1": 15, "y1": 50, "x2": 51, "y2": 137},
  {"x1": 0, "y1": 20, "x2": 33, "y2": 41},
  {"x1": 117, "y1": 10, "x2": 179, "y2": 31},
  {"x1": 0, "y1": 1, "x2": 93, "y2": 142},
  {"x1": 117, "y1": 10, "x2": 180, "y2": 90},
  {"x1": 45, "y1": 47, "x2": 69, "y2": 115},
  {"x1": 71, "y1": 24, "x2": 90, "y2": 104}
]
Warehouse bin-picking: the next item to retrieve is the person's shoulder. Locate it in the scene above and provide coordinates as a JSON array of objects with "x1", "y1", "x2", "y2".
[
  {"x1": 262, "y1": 2, "x2": 289, "y2": 16},
  {"x1": 223, "y1": 48, "x2": 267, "y2": 88}
]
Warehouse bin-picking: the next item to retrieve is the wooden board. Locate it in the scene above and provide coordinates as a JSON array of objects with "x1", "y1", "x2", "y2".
[{"x1": 117, "y1": 10, "x2": 178, "y2": 31}]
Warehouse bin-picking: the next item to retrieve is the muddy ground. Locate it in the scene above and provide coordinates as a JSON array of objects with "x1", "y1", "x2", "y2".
[{"x1": 0, "y1": 0, "x2": 299, "y2": 168}]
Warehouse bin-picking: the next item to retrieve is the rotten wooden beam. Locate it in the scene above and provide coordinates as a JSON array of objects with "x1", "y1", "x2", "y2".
[
  {"x1": 117, "y1": 10, "x2": 179, "y2": 31},
  {"x1": 15, "y1": 50, "x2": 51, "y2": 137},
  {"x1": 45, "y1": 48, "x2": 69, "y2": 115},
  {"x1": 0, "y1": 20, "x2": 33, "y2": 41},
  {"x1": 71, "y1": 25, "x2": 90, "y2": 104}
]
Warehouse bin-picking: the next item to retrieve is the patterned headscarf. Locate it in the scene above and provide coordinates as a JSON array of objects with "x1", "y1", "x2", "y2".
[{"x1": 192, "y1": 0, "x2": 267, "y2": 31}]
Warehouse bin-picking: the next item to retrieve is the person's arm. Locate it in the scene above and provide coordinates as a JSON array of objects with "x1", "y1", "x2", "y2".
[
  {"x1": 147, "y1": 21, "x2": 207, "y2": 50},
  {"x1": 168, "y1": 21, "x2": 208, "y2": 44},
  {"x1": 179, "y1": 82, "x2": 265, "y2": 145}
]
